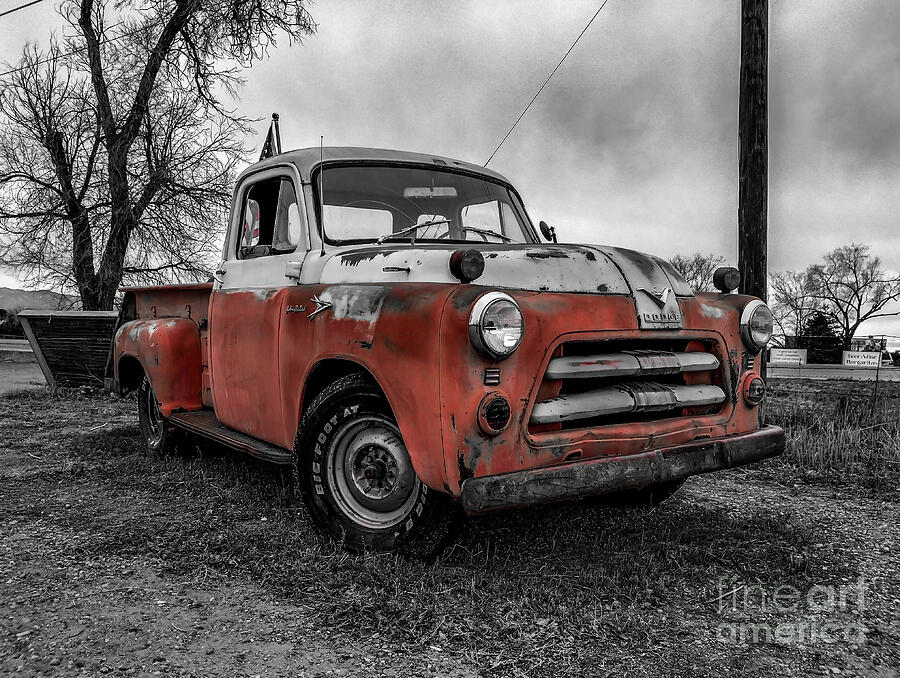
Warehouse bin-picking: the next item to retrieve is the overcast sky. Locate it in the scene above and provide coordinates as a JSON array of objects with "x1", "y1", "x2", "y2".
[{"x1": 1, "y1": 1, "x2": 898, "y2": 331}]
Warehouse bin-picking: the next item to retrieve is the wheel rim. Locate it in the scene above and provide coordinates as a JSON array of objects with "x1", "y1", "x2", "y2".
[
  {"x1": 327, "y1": 415, "x2": 421, "y2": 530},
  {"x1": 143, "y1": 381, "x2": 164, "y2": 446}
]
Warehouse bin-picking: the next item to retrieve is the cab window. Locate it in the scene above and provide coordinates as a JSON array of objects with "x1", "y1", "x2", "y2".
[
  {"x1": 238, "y1": 176, "x2": 301, "y2": 258},
  {"x1": 461, "y1": 200, "x2": 521, "y2": 240}
]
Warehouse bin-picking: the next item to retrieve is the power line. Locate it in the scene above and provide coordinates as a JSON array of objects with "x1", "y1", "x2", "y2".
[
  {"x1": 0, "y1": 20, "x2": 139, "y2": 79},
  {"x1": 484, "y1": 0, "x2": 611, "y2": 167},
  {"x1": 0, "y1": 0, "x2": 43, "y2": 19}
]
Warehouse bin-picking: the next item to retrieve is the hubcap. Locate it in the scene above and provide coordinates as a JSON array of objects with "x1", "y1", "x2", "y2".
[
  {"x1": 327, "y1": 416, "x2": 420, "y2": 530},
  {"x1": 352, "y1": 444, "x2": 400, "y2": 499}
]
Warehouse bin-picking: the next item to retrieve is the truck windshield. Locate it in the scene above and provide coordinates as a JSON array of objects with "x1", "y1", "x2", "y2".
[{"x1": 315, "y1": 164, "x2": 535, "y2": 245}]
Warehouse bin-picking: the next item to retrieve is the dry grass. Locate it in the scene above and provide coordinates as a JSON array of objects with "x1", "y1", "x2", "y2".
[
  {"x1": 2, "y1": 386, "x2": 898, "y2": 676},
  {"x1": 766, "y1": 378, "x2": 900, "y2": 489}
]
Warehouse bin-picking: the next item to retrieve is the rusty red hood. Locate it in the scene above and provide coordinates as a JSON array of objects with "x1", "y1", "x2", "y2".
[{"x1": 319, "y1": 243, "x2": 693, "y2": 298}]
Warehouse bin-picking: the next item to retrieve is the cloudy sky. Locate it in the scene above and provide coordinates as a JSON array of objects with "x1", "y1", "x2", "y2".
[{"x1": 1, "y1": 1, "x2": 898, "y2": 330}]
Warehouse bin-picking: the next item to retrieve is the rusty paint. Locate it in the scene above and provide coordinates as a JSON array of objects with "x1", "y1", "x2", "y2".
[
  {"x1": 114, "y1": 318, "x2": 203, "y2": 416},
  {"x1": 439, "y1": 288, "x2": 767, "y2": 494},
  {"x1": 460, "y1": 426, "x2": 785, "y2": 513},
  {"x1": 113, "y1": 276, "x2": 771, "y2": 502},
  {"x1": 112, "y1": 277, "x2": 776, "y2": 505}
]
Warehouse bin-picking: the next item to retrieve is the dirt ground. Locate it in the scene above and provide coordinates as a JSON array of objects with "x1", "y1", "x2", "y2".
[
  {"x1": 0, "y1": 384, "x2": 898, "y2": 677},
  {"x1": 0, "y1": 360, "x2": 44, "y2": 396}
]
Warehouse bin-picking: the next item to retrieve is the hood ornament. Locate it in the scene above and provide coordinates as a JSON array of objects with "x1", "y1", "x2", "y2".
[{"x1": 637, "y1": 287, "x2": 672, "y2": 310}]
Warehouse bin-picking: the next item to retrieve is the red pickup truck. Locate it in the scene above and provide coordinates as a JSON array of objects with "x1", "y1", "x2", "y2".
[{"x1": 108, "y1": 147, "x2": 784, "y2": 555}]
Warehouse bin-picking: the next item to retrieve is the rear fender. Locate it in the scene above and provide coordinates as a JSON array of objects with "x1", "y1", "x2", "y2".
[{"x1": 114, "y1": 318, "x2": 202, "y2": 416}]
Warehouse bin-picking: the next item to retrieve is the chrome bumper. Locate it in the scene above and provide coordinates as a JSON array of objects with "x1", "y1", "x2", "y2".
[{"x1": 460, "y1": 426, "x2": 785, "y2": 514}]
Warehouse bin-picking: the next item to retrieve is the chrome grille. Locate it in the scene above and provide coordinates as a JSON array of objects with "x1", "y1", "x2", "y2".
[{"x1": 530, "y1": 339, "x2": 726, "y2": 431}]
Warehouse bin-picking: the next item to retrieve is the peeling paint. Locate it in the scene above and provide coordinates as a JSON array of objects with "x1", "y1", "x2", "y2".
[
  {"x1": 340, "y1": 250, "x2": 395, "y2": 266},
  {"x1": 320, "y1": 244, "x2": 632, "y2": 295},
  {"x1": 320, "y1": 285, "x2": 386, "y2": 323},
  {"x1": 701, "y1": 303, "x2": 725, "y2": 318}
]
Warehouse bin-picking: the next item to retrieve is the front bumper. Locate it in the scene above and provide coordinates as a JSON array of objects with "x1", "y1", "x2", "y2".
[{"x1": 460, "y1": 425, "x2": 785, "y2": 514}]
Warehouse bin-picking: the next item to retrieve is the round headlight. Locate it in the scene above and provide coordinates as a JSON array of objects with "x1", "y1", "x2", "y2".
[
  {"x1": 468, "y1": 292, "x2": 524, "y2": 360},
  {"x1": 740, "y1": 300, "x2": 774, "y2": 353}
]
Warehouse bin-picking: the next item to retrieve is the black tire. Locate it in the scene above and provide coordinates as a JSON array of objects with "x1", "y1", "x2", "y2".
[
  {"x1": 591, "y1": 479, "x2": 686, "y2": 509},
  {"x1": 137, "y1": 376, "x2": 186, "y2": 457},
  {"x1": 293, "y1": 373, "x2": 458, "y2": 557}
]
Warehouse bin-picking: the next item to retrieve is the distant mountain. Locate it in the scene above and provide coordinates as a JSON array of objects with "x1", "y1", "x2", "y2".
[{"x1": 0, "y1": 287, "x2": 77, "y2": 313}]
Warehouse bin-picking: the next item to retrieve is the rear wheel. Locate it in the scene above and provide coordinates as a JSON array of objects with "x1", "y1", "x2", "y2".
[
  {"x1": 294, "y1": 374, "x2": 457, "y2": 557},
  {"x1": 137, "y1": 376, "x2": 186, "y2": 457}
]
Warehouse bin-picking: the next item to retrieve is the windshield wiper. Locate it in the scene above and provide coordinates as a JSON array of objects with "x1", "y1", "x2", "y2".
[
  {"x1": 459, "y1": 226, "x2": 514, "y2": 242},
  {"x1": 376, "y1": 219, "x2": 451, "y2": 245}
]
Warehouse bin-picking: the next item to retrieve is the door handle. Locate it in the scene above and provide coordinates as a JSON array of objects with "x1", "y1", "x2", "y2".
[{"x1": 213, "y1": 268, "x2": 226, "y2": 284}]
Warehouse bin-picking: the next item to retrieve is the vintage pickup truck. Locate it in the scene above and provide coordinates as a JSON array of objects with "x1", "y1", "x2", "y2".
[{"x1": 107, "y1": 147, "x2": 784, "y2": 555}]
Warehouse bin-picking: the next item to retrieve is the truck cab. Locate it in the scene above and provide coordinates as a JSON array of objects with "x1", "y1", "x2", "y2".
[{"x1": 109, "y1": 147, "x2": 784, "y2": 556}]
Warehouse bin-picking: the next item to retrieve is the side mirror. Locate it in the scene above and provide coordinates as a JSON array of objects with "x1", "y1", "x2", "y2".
[
  {"x1": 713, "y1": 266, "x2": 741, "y2": 293},
  {"x1": 539, "y1": 220, "x2": 558, "y2": 243}
]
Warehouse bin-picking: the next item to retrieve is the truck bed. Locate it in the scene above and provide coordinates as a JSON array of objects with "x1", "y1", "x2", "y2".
[{"x1": 122, "y1": 282, "x2": 213, "y2": 406}]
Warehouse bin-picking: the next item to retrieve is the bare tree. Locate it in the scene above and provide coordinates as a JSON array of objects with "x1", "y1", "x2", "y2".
[
  {"x1": 804, "y1": 243, "x2": 900, "y2": 349},
  {"x1": 0, "y1": 0, "x2": 315, "y2": 309},
  {"x1": 769, "y1": 270, "x2": 818, "y2": 343},
  {"x1": 669, "y1": 252, "x2": 726, "y2": 292}
]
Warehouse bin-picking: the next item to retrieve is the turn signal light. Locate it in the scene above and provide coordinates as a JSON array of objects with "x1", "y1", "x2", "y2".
[
  {"x1": 744, "y1": 376, "x2": 766, "y2": 406},
  {"x1": 478, "y1": 393, "x2": 511, "y2": 435}
]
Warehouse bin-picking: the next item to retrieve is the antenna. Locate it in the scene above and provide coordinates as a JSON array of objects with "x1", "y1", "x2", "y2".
[{"x1": 318, "y1": 136, "x2": 326, "y2": 256}]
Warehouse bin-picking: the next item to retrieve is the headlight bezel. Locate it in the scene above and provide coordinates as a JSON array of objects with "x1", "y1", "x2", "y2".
[
  {"x1": 468, "y1": 292, "x2": 524, "y2": 361},
  {"x1": 740, "y1": 300, "x2": 774, "y2": 354}
]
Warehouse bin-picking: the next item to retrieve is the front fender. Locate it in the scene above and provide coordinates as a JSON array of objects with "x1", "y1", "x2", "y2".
[
  {"x1": 114, "y1": 318, "x2": 202, "y2": 416},
  {"x1": 278, "y1": 283, "x2": 455, "y2": 492}
]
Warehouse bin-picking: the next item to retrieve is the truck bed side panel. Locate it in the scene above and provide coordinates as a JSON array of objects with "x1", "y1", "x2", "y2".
[
  {"x1": 114, "y1": 284, "x2": 211, "y2": 414},
  {"x1": 114, "y1": 317, "x2": 203, "y2": 416}
]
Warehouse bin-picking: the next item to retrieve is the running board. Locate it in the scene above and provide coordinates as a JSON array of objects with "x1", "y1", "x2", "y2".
[{"x1": 168, "y1": 410, "x2": 293, "y2": 465}]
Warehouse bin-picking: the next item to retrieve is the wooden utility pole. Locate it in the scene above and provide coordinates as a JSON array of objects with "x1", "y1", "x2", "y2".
[{"x1": 738, "y1": 0, "x2": 768, "y2": 301}]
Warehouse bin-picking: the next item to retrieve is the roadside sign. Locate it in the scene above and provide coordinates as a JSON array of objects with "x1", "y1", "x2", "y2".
[
  {"x1": 842, "y1": 351, "x2": 881, "y2": 368},
  {"x1": 769, "y1": 348, "x2": 807, "y2": 366}
]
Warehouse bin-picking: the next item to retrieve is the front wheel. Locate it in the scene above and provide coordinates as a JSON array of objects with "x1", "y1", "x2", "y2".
[{"x1": 294, "y1": 374, "x2": 457, "y2": 557}]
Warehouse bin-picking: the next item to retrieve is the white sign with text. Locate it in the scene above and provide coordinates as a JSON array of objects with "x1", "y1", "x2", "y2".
[
  {"x1": 769, "y1": 348, "x2": 808, "y2": 366},
  {"x1": 842, "y1": 351, "x2": 881, "y2": 368}
]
